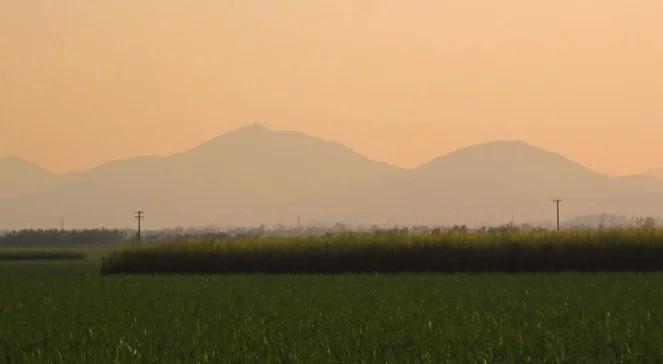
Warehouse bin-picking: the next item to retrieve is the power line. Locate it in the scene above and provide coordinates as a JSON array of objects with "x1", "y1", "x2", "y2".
[
  {"x1": 553, "y1": 199, "x2": 562, "y2": 232},
  {"x1": 134, "y1": 210, "x2": 144, "y2": 244}
]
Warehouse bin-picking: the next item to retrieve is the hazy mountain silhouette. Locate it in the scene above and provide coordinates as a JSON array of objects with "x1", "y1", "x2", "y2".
[
  {"x1": 401, "y1": 141, "x2": 610, "y2": 225},
  {"x1": 401, "y1": 142, "x2": 663, "y2": 225},
  {"x1": 647, "y1": 169, "x2": 663, "y2": 180},
  {"x1": 0, "y1": 124, "x2": 402, "y2": 228},
  {"x1": 1, "y1": 125, "x2": 662, "y2": 229},
  {"x1": 0, "y1": 157, "x2": 57, "y2": 200}
]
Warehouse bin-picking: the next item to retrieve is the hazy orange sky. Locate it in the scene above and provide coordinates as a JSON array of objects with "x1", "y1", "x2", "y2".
[{"x1": 1, "y1": 1, "x2": 662, "y2": 175}]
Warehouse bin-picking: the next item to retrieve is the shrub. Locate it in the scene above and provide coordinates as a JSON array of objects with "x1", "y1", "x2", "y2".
[{"x1": 101, "y1": 229, "x2": 663, "y2": 274}]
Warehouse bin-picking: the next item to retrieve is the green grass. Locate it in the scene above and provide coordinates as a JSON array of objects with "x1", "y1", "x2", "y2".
[
  {"x1": 102, "y1": 230, "x2": 663, "y2": 274},
  {"x1": 2, "y1": 258, "x2": 663, "y2": 363}
]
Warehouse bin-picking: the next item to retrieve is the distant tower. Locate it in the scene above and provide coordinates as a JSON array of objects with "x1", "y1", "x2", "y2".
[{"x1": 60, "y1": 216, "x2": 64, "y2": 231}]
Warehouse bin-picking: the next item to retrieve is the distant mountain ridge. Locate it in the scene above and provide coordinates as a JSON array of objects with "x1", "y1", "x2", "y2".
[
  {"x1": 646, "y1": 168, "x2": 663, "y2": 180},
  {"x1": 1, "y1": 124, "x2": 662, "y2": 229},
  {"x1": 0, "y1": 157, "x2": 57, "y2": 200}
]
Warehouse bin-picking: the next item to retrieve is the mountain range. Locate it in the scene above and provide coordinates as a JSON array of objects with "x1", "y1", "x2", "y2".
[
  {"x1": 647, "y1": 169, "x2": 663, "y2": 180},
  {"x1": 1, "y1": 124, "x2": 662, "y2": 229}
]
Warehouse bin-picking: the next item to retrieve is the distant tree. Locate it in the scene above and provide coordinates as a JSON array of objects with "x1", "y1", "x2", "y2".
[
  {"x1": 332, "y1": 223, "x2": 347, "y2": 233},
  {"x1": 450, "y1": 225, "x2": 468, "y2": 233},
  {"x1": 488, "y1": 223, "x2": 520, "y2": 233},
  {"x1": 643, "y1": 217, "x2": 657, "y2": 229},
  {"x1": 430, "y1": 228, "x2": 443, "y2": 236},
  {"x1": 0, "y1": 229, "x2": 127, "y2": 247}
]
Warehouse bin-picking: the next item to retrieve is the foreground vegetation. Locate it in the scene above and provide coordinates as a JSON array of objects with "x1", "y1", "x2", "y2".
[
  {"x1": 0, "y1": 250, "x2": 85, "y2": 261},
  {"x1": 102, "y1": 229, "x2": 663, "y2": 274},
  {"x1": 2, "y1": 259, "x2": 663, "y2": 363}
]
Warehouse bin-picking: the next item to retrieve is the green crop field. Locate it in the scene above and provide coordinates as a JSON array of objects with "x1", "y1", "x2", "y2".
[{"x1": 2, "y1": 249, "x2": 663, "y2": 363}]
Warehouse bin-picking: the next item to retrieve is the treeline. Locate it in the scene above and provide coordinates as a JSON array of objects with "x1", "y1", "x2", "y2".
[
  {"x1": 0, "y1": 250, "x2": 86, "y2": 260},
  {"x1": 0, "y1": 229, "x2": 128, "y2": 247}
]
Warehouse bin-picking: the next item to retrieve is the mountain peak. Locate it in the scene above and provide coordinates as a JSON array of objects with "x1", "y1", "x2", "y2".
[
  {"x1": 418, "y1": 140, "x2": 548, "y2": 167},
  {"x1": 217, "y1": 122, "x2": 272, "y2": 139},
  {"x1": 176, "y1": 123, "x2": 401, "y2": 176},
  {"x1": 455, "y1": 140, "x2": 536, "y2": 152},
  {"x1": 233, "y1": 122, "x2": 269, "y2": 133},
  {"x1": 194, "y1": 123, "x2": 359, "y2": 154},
  {"x1": 415, "y1": 139, "x2": 603, "y2": 181},
  {"x1": 247, "y1": 122, "x2": 266, "y2": 129},
  {"x1": 0, "y1": 157, "x2": 52, "y2": 175},
  {"x1": 0, "y1": 156, "x2": 29, "y2": 165}
]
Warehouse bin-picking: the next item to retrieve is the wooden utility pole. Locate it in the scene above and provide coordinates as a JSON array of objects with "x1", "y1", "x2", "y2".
[
  {"x1": 134, "y1": 210, "x2": 144, "y2": 244},
  {"x1": 553, "y1": 199, "x2": 562, "y2": 232}
]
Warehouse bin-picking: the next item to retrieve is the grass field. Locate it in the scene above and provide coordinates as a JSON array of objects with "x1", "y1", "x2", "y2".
[
  {"x1": 2, "y1": 250, "x2": 663, "y2": 363},
  {"x1": 102, "y1": 230, "x2": 663, "y2": 274}
]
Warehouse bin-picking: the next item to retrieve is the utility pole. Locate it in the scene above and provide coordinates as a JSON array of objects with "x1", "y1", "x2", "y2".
[
  {"x1": 553, "y1": 199, "x2": 562, "y2": 232},
  {"x1": 60, "y1": 216, "x2": 64, "y2": 231},
  {"x1": 134, "y1": 210, "x2": 144, "y2": 244}
]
